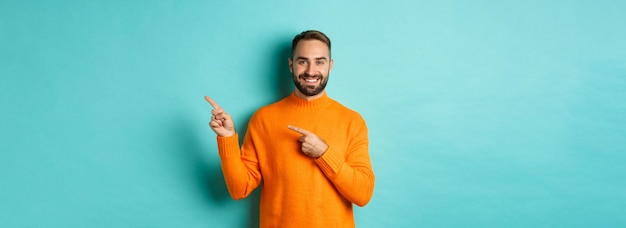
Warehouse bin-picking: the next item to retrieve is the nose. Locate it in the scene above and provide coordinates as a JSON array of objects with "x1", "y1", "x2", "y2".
[{"x1": 305, "y1": 64, "x2": 314, "y2": 75}]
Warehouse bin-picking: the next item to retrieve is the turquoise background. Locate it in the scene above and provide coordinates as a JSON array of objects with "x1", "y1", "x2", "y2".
[{"x1": 1, "y1": 0, "x2": 625, "y2": 227}]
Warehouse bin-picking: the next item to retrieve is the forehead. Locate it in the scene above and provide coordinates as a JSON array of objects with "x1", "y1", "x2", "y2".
[{"x1": 293, "y1": 40, "x2": 330, "y2": 58}]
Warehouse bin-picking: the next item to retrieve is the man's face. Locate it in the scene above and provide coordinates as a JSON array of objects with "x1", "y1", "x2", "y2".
[{"x1": 289, "y1": 39, "x2": 333, "y2": 97}]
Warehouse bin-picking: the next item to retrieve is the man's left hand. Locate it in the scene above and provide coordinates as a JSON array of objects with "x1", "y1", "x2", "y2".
[{"x1": 288, "y1": 125, "x2": 328, "y2": 158}]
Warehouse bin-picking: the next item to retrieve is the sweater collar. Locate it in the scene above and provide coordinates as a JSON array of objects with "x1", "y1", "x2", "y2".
[{"x1": 286, "y1": 91, "x2": 332, "y2": 111}]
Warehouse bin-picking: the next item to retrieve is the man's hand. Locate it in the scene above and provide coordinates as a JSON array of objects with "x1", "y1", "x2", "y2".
[
  {"x1": 205, "y1": 96, "x2": 236, "y2": 137},
  {"x1": 288, "y1": 125, "x2": 329, "y2": 158}
]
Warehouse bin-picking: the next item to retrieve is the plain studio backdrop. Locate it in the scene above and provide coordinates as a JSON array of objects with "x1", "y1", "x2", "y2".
[{"x1": 1, "y1": 1, "x2": 625, "y2": 227}]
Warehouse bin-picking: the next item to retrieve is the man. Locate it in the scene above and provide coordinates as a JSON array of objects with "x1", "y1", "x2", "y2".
[{"x1": 205, "y1": 30, "x2": 374, "y2": 227}]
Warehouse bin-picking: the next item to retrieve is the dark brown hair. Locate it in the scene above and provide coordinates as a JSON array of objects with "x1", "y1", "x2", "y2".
[{"x1": 291, "y1": 30, "x2": 331, "y2": 57}]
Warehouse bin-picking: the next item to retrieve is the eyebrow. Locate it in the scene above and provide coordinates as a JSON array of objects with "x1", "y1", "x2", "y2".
[{"x1": 295, "y1": 56, "x2": 328, "y2": 61}]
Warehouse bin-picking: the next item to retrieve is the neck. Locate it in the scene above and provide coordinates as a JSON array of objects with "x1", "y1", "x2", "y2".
[
  {"x1": 287, "y1": 90, "x2": 331, "y2": 112},
  {"x1": 294, "y1": 89, "x2": 326, "y2": 101}
]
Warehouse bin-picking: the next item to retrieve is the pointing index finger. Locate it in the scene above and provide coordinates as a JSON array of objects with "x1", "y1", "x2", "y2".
[
  {"x1": 288, "y1": 125, "x2": 310, "y2": 136},
  {"x1": 204, "y1": 96, "x2": 221, "y2": 110}
]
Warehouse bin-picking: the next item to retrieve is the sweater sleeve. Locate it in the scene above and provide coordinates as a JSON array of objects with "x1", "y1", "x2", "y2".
[
  {"x1": 216, "y1": 132, "x2": 262, "y2": 200},
  {"x1": 314, "y1": 116, "x2": 375, "y2": 207}
]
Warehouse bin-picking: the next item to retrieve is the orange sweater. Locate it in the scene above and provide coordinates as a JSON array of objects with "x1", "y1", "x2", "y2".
[{"x1": 217, "y1": 92, "x2": 375, "y2": 227}]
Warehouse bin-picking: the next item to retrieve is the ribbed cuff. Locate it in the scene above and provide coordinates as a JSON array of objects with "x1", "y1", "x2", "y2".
[
  {"x1": 216, "y1": 133, "x2": 240, "y2": 157},
  {"x1": 315, "y1": 147, "x2": 343, "y2": 177}
]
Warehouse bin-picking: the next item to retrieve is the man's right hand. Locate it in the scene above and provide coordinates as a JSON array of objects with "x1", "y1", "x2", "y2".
[{"x1": 204, "y1": 96, "x2": 236, "y2": 137}]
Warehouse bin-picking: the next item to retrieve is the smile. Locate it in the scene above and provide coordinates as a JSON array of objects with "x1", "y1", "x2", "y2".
[
  {"x1": 305, "y1": 78, "x2": 319, "y2": 82},
  {"x1": 300, "y1": 76, "x2": 321, "y2": 84}
]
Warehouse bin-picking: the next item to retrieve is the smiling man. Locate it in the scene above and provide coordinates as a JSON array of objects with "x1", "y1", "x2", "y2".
[{"x1": 205, "y1": 30, "x2": 375, "y2": 227}]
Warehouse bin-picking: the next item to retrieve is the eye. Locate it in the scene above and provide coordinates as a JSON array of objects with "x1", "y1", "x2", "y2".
[
  {"x1": 316, "y1": 60, "x2": 325, "y2": 65},
  {"x1": 298, "y1": 60, "x2": 307, "y2": 65}
]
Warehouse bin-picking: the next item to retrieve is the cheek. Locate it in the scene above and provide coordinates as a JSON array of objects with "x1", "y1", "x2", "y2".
[{"x1": 293, "y1": 66, "x2": 306, "y2": 74}]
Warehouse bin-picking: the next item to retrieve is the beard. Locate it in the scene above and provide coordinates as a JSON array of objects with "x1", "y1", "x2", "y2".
[{"x1": 292, "y1": 72, "x2": 329, "y2": 96}]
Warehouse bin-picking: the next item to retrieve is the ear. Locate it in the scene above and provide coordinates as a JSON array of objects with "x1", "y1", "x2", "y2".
[
  {"x1": 329, "y1": 59, "x2": 334, "y2": 73},
  {"x1": 288, "y1": 58, "x2": 293, "y2": 73}
]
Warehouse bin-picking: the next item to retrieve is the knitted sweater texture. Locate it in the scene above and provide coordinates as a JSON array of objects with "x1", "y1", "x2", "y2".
[{"x1": 217, "y1": 92, "x2": 375, "y2": 227}]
